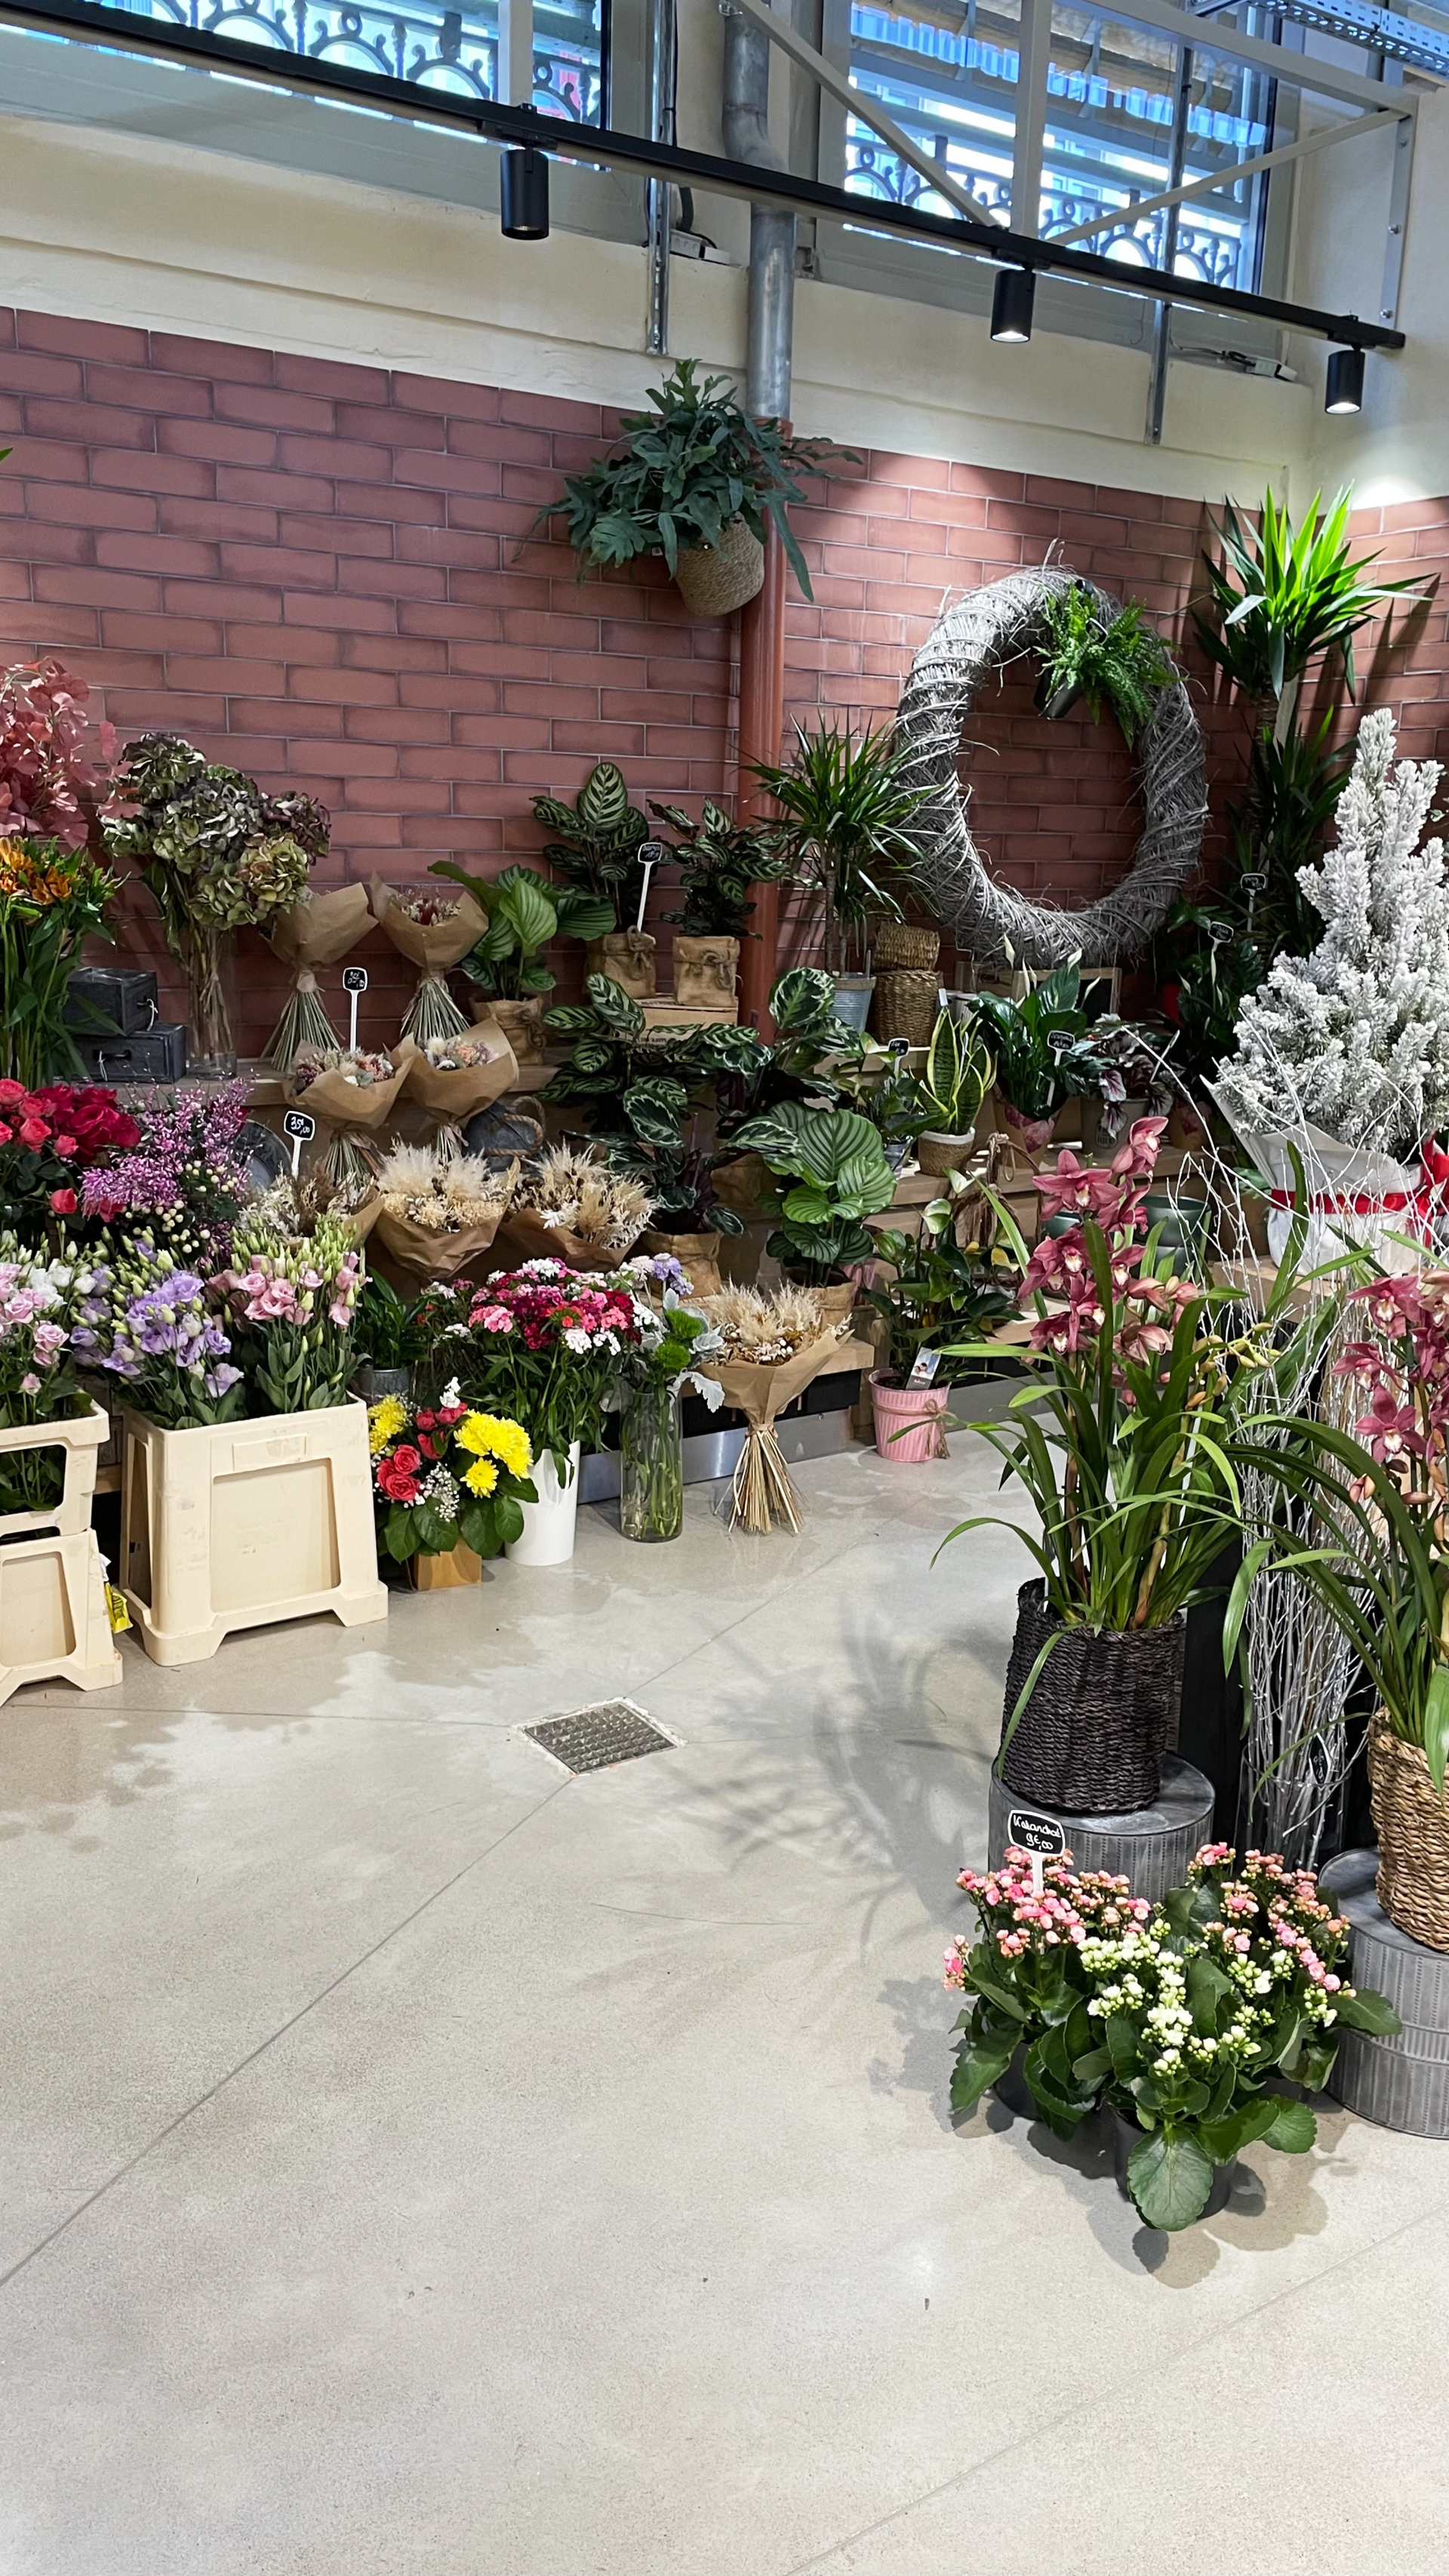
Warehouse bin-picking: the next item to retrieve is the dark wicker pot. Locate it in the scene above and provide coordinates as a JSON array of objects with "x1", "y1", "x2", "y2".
[{"x1": 998, "y1": 1580, "x2": 1186, "y2": 1814}]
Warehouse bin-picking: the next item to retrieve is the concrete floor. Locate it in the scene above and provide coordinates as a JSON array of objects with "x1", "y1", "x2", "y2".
[{"x1": 2, "y1": 1432, "x2": 1447, "y2": 2576}]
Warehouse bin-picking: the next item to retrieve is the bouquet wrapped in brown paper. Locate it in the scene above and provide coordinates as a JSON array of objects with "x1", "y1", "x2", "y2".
[
  {"x1": 370, "y1": 877, "x2": 487, "y2": 1046},
  {"x1": 406, "y1": 1020, "x2": 518, "y2": 1125},
  {"x1": 368, "y1": 1143, "x2": 519, "y2": 1285},
  {"x1": 494, "y1": 1146, "x2": 655, "y2": 1272},
  {"x1": 285, "y1": 1039, "x2": 417, "y2": 1204},
  {"x1": 260, "y1": 882, "x2": 374, "y2": 1070},
  {"x1": 693, "y1": 1285, "x2": 853, "y2": 1532}
]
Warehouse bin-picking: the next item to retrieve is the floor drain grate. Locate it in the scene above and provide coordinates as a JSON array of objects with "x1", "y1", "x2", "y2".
[{"x1": 522, "y1": 1700, "x2": 679, "y2": 1775}]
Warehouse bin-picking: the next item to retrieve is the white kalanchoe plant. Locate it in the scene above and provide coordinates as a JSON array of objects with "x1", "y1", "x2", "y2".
[{"x1": 1215, "y1": 708, "x2": 1449, "y2": 1154}]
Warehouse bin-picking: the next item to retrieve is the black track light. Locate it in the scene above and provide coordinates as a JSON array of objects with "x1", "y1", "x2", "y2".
[
  {"x1": 1324, "y1": 343, "x2": 1364, "y2": 414},
  {"x1": 501, "y1": 148, "x2": 550, "y2": 241},
  {"x1": 990, "y1": 266, "x2": 1036, "y2": 344}
]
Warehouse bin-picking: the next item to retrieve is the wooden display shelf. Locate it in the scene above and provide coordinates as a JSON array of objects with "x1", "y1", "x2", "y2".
[{"x1": 638, "y1": 996, "x2": 739, "y2": 1030}]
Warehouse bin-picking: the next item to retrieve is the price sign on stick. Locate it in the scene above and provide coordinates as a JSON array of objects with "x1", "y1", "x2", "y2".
[
  {"x1": 1047, "y1": 1027, "x2": 1074, "y2": 1056},
  {"x1": 282, "y1": 1107, "x2": 315, "y2": 1176},
  {"x1": 636, "y1": 842, "x2": 666, "y2": 933},
  {"x1": 1006, "y1": 1806, "x2": 1066, "y2": 1896},
  {"x1": 342, "y1": 964, "x2": 368, "y2": 1052}
]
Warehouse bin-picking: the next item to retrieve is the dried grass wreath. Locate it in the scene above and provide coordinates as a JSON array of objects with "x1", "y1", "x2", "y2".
[{"x1": 894, "y1": 565, "x2": 1208, "y2": 966}]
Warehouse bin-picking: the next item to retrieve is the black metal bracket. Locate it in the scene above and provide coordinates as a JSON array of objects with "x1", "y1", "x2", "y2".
[{"x1": 0, "y1": 0, "x2": 1405, "y2": 351}]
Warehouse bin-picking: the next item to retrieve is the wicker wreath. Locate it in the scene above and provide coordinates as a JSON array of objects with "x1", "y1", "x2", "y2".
[{"x1": 894, "y1": 566, "x2": 1208, "y2": 966}]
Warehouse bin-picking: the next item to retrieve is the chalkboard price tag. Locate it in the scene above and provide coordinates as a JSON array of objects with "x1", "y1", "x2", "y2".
[
  {"x1": 1007, "y1": 1806, "x2": 1066, "y2": 1893},
  {"x1": 1047, "y1": 1026, "x2": 1074, "y2": 1055},
  {"x1": 1241, "y1": 871, "x2": 1269, "y2": 893},
  {"x1": 283, "y1": 1106, "x2": 315, "y2": 1174},
  {"x1": 1208, "y1": 922, "x2": 1234, "y2": 947},
  {"x1": 888, "y1": 1036, "x2": 912, "y2": 1057},
  {"x1": 342, "y1": 965, "x2": 368, "y2": 993}
]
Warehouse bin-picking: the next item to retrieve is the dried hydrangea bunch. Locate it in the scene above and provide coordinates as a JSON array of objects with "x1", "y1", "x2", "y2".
[
  {"x1": 697, "y1": 1282, "x2": 841, "y2": 1362},
  {"x1": 375, "y1": 1143, "x2": 519, "y2": 1233},
  {"x1": 420, "y1": 1034, "x2": 497, "y2": 1070},
  {"x1": 291, "y1": 1046, "x2": 395, "y2": 1091},
  {"x1": 523, "y1": 1145, "x2": 655, "y2": 1251}
]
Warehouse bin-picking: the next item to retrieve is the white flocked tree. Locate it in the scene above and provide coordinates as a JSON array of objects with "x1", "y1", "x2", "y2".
[{"x1": 1216, "y1": 707, "x2": 1449, "y2": 1153}]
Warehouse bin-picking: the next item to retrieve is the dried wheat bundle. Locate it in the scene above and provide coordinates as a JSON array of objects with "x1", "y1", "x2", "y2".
[
  {"x1": 523, "y1": 1145, "x2": 656, "y2": 1252},
  {"x1": 376, "y1": 1142, "x2": 519, "y2": 1233},
  {"x1": 729, "y1": 1424, "x2": 804, "y2": 1536},
  {"x1": 698, "y1": 1282, "x2": 835, "y2": 1362}
]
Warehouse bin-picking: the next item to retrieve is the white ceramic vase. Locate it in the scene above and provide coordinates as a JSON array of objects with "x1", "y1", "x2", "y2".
[{"x1": 505, "y1": 1439, "x2": 583, "y2": 1567}]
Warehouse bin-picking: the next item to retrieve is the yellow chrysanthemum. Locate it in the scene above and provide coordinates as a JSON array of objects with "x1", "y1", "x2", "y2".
[
  {"x1": 457, "y1": 1411, "x2": 532, "y2": 1477},
  {"x1": 463, "y1": 1456, "x2": 499, "y2": 1497},
  {"x1": 368, "y1": 1394, "x2": 408, "y2": 1454}
]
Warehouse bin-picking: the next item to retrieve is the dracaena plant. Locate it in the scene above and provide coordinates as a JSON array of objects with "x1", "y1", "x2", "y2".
[
  {"x1": 530, "y1": 761, "x2": 651, "y2": 931},
  {"x1": 937, "y1": 1122, "x2": 1342, "y2": 1681},
  {"x1": 946, "y1": 1845, "x2": 1399, "y2": 2233},
  {"x1": 726, "y1": 1100, "x2": 895, "y2": 1279},
  {"x1": 650, "y1": 798, "x2": 797, "y2": 939},
  {"x1": 1192, "y1": 485, "x2": 1427, "y2": 745},
  {"x1": 752, "y1": 716, "x2": 928, "y2": 975},
  {"x1": 436, "y1": 862, "x2": 614, "y2": 1000}
]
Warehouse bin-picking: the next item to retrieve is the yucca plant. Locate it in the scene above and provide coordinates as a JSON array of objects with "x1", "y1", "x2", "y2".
[
  {"x1": 915, "y1": 1006, "x2": 992, "y2": 1137},
  {"x1": 753, "y1": 717, "x2": 928, "y2": 974},
  {"x1": 1193, "y1": 486, "x2": 1427, "y2": 743}
]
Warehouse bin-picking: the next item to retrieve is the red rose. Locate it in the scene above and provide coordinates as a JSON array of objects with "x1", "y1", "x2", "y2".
[
  {"x1": 0, "y1": 1079, "x2": 26, "y2": 1106},
  {"x1": 18, "y1": 1118, "x2": 49, "y2": 1150},
  {"x1": 376, "y1": 1446, "x2": 424, "y2": 1504},
  {"x1": 414, "y1": 1410, "x2": 436, "y2": 1430},
  {"x1": 49, "y1": 1187, "x2": 77, "y2": 1214},
  {"x1": 55, "y1": 1134, "x2": 77, "y2": 1157},
  {"x1": 0, "y1": 1124, "x2": 11, "y2": 1145}
]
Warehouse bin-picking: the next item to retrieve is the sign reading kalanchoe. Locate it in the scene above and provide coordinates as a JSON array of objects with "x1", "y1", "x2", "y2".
[{"x1": 947, "y1": 1842, "x2": 1400, "y2": 2232}]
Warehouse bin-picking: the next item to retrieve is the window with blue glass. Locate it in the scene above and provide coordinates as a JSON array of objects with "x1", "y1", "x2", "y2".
[
  {"x1": 103, "y1": 0, "x2": 608, "y2": 125},
  {"x1": 844, "y1": 1, "x2": 1276, "y2": 295}
]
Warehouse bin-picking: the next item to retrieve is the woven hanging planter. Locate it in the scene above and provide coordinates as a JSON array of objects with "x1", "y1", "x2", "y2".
[
  {"x1": 894, "y1": 567, "x2": 1207, "y2": 966},
  {"x1": 998, "y1": 1580, "x2": 1184, "y2": 1814},
  {"x1": 874, "y1": 919, "x2": 941, "y2": 971},
  {"x1": 674, "y1": 516, "x2": 766, "y2": 617},
  {"x1": 872, "y1": 967, "x2": 939, "y2": 1048},
  {"x1": 1369, "y1": 1711, "x2": 1449, "y2": 1953}
]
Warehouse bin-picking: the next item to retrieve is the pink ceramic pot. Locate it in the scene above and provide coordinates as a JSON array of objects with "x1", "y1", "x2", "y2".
[{"x1": 869, "y1": 1369, "x2": 950, "y2": 1464}]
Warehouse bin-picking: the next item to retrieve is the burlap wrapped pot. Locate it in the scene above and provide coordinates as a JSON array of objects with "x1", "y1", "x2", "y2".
[
  {"x1": 673, "y1": 516, "x2": 764, "y2": 617},
  {"x1": 584, "y1": 930, "x2": 657, "y2": 998},
  {"x1": 672, "y1": 934, "x2": 740, "y2": 1009}
]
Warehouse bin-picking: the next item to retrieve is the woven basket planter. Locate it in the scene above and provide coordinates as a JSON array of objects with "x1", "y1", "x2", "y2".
[
  {"x1": 1369, "y1": 1711, "x2": 1449, "y2": 1953},
  {"x1": 998, "y1": 1580, "x2": 1184, "y2": 1814},
  {"x1": 874, "y1": 920, "x2": 941, "y2": 972},
  {"x1": 872, "y1": 967, "x2": 939, "y2": 1048},
  {"x1": 674, "y1": 517, "x2": 765, "y2": 617}
]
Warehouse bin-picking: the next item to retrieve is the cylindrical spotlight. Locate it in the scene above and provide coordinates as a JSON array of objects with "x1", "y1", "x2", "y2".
[
  {"x1": 1324, "y1": 344, "x2": 1364, "y2": 414},
  {"x1": 501, "y1": 148, "x2": 550, "y2": 241},
  {"x1": 990, "y1": 267, "x2": 1036, "y2": 344}
]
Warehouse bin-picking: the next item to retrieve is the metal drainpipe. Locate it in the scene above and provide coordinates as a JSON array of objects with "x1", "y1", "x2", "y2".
[{"x1": 722, "y1": 1, "x2": 795, "y2": 1031}]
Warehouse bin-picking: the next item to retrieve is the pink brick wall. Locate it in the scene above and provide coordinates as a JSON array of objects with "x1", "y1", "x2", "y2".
[{"x1": 0, "y1": 305, "x2": 1443, "y2": 1050}]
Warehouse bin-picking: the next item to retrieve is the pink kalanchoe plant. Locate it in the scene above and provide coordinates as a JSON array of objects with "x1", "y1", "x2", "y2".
[{"x1": 946, "y1": 1839, "x2": 1399, "y2": 2232}]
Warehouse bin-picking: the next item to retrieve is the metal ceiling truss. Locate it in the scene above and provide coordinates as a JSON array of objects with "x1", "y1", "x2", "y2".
[{"x1": 0, "y1": 0, "x2": 1411, "y2": 350}]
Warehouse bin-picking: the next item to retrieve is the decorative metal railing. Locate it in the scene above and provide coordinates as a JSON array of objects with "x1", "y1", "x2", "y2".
[{"x1": 103, "y1": 0, "x2": 605, "y2": 121}]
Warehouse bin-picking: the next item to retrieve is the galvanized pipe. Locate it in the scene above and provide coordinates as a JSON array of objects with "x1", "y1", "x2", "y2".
[{"x1": 721, "y1": 2, "x2": 795, "y2": 419}]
